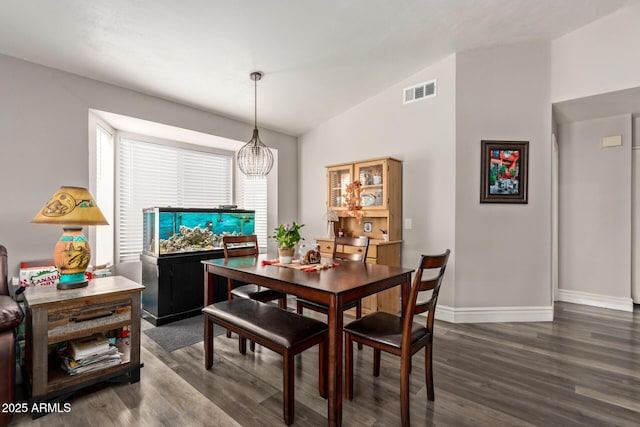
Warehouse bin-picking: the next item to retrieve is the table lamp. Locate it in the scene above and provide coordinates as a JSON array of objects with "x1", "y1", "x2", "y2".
[
  {"x1": 323, "y1": 210, "x2": 339, "y2": 238},
  {"x1": 32, "y1": 186, "x2": 108, "y2": 290}
]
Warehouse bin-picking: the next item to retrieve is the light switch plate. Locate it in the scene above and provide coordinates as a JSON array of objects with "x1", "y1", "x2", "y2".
[{"x1": 404, "y1": 218, "x2": 412, "y2": 229}]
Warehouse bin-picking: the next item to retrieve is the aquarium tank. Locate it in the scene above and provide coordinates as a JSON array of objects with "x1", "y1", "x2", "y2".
[{"x1": 143, "y1": 207, "x2": 255, "y2": 256}]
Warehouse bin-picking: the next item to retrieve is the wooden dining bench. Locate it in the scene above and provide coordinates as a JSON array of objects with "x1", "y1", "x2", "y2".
[{"x1": 203, "y1": 298, "x2": 328, "y2": 425}]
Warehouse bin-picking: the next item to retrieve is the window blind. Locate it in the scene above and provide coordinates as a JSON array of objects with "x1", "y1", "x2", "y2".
[
  {"x1": 238, "y1": 175, "x2": 268, "y2": 249},
  {"x1": 117, "y1": 137, "x2": 232, "y2": 262}
]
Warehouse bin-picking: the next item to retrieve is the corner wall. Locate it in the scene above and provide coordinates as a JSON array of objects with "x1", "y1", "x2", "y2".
[
  {"x1": 558, "y1": 114, "x2": 633, "y2": 311},
  {"x1": 454, "y1": 41, "x2": 553, "y2": 320}
]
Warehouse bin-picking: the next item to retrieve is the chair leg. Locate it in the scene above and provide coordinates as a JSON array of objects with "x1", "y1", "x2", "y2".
[
  {"x1": 356, "y1": 301, "x2": 363, "y2": 350},
  {"x1": 400, "y1": 354, "x2": 411, "y2": 427},
  {"x1": 425, "y1": 342, "x2": 434, "y2": 401},
  {"x1": 373, "y1": 348, "x2": 381, "y2": 377},
  {"x1": 279, "y1": 296, "x2": 288, "y2": 310},
  {"x1": 227, "y1": 282, "x2": 233, "y2": 338},
  {"x1": 239, "y1": 336, "x2": 247, "y2": 355},
  {"x1": 319, "y1": 336, "x2": 328, "y2": 398},
  {"x1": 283, "y1": 349, "x2": 295, "y2": 425},
  {"x1": 204, "y1": 316, "x2": 214, "y2": 369},
  {"x1": 345, "y1": 332, "x2": 354, "y2": 400},
  {"x1": 250, "y1": 340, "x2": 256, "y2": 352},
  {"x1": 296, "y1": 301, "x2": 303, "y2": 314}
]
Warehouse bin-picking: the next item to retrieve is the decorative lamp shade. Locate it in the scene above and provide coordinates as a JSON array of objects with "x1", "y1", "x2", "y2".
[
  {"x1": 32, "y1": 186, "x2": 108, "y2": 225},
  {"x1": 32, "y1": 186, "x2": 108, "y2": 290},
  {"x1": 323, "y1": 210, "x2": 339, "y2": 223},
  {"x1": 237, "y1": 129, "x2": 274, "y2": 178},
  {"x1": 323, "y1": 210, "x2": 339, "y2": 238},
  {"x1": 237, "y1": 71, "x2": 274, "y2": 178}
]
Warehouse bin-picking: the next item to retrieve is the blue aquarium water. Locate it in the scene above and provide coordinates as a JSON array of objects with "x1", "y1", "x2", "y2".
[{"x1": 143, "y1": 208, "x2": 255, "y2": 255}]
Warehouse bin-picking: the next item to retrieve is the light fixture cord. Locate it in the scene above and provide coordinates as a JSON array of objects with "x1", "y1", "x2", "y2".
[{"x1": 254, "y1": 77, "x2": 258, "y2": 130}]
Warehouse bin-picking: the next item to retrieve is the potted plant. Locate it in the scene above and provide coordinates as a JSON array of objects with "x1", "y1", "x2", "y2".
[{"x1": 271, "y1": 222, "x2": 304, "y2": 263}]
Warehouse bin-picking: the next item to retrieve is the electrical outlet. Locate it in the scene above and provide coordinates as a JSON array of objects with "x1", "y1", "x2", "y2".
[
  {"x1": 11, "y1": 277, "x2": 18, "y2": 286},
  {"x1": 404, "y1": 218, "x2": 412, "y2": 229}
]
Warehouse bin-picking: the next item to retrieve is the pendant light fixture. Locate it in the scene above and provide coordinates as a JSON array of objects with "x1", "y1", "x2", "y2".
[{"x1": 237, "y1": 71, "x2": 274, "y2": 178}]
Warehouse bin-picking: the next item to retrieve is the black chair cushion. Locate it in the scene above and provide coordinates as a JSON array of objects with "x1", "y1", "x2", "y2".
[
  {"x1": 344, "y1": 312, "x2": 429, "y2": 349},
  {"x1": 203, "y1": 299, "x2": 327, "y2": 349},
  {"x1": 231, "y1": 284, "x2": 286, "y2": 302},
  {"x1": 297, "y1": 297, "x2": 358, "y2": 312}
]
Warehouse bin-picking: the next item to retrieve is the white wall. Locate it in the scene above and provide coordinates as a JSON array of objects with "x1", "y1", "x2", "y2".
[
  {"x1": 551, "y1": 3, "x2": 640, "y2": 102},
  {"x1": 0, "y1": 54, "x2": 298, "y2": 279},
  {"x1": 455, "y1": 41, "x2": 553, "y2": 314},
  {"x1": 298, "y1": 54, "x2": 457, "y2": 306},
  {"x1": 633, "y1": 116, "x2": 640, "y2": 303},
  {"x1": 558, "y1": 115, "x2": 633, "y2": 310}
]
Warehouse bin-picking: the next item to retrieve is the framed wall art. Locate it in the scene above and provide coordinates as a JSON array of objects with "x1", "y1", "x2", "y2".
[{"x1": 480, "y1": 140, "x2": 529, "y2": 204}]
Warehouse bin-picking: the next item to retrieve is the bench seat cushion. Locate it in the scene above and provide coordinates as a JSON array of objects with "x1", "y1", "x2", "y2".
[{"x1": 203, "y1": 299, "x2": 327, "y2": 349}]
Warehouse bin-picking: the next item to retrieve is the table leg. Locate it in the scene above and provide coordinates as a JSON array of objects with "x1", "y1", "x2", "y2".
[
  {"x1": 327, "y1": 295, "x2": 343, "y2": 426},
  {"x1": 30, "y1": 307, "x2": 48, "y2": 397},
  {"x1": 203, "y1": 267, "x2": 215, "y2": 307},
  {"x1": 401, "y1": 273, "x2": 410, "y2": 314},
  {"x1": 204, "y1": 315, "x2": 213, "y2": 369}
]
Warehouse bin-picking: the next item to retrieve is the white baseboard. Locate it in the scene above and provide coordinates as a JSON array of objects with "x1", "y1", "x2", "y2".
[
  {"x1": 557, "y1": 289, "x2": 634, "y2": 312},
  {"x1": 434, "y1": 305, "x2": 553, "y2": 323}
]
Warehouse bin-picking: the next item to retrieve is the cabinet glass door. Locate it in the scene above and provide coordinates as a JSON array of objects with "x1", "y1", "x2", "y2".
[
  {"x1": 356, "y1": 160, "x2": 386, "y2": 209},
  {"x1": 327, "y1": 165, "x2": 353, "y2": 209}
]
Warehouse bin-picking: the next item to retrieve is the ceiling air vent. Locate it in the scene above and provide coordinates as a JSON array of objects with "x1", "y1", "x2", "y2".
[{"x1": 403, "y1": 79, "x2": 436, "y2": 104}]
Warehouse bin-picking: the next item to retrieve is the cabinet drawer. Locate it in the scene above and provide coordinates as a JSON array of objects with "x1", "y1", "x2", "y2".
[
  {"x1": 366, "y1": 245, "x2": 377, "y2": 258},
  {"x1": 48, "y1": 299, "x2": 132, "y2": 342},
  {"x1": 340, "y1": 244, "x2": 367, "y2": 257},
  {"x1": 318, "y1": 241, "x2": 335, "y2": 255}
]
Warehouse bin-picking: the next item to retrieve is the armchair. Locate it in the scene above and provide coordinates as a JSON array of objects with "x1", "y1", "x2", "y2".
[{"x1": 0, "y1": 245, "x2": 25, "y2": 426}]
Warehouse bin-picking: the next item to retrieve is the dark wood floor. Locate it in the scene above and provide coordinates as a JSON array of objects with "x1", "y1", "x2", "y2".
[{"x1": 10, "y1": 302, "x2": 640, "y2": 426}]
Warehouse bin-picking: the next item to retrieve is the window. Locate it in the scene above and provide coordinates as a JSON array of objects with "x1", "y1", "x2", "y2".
[
  {"x1": 238, "y1": 175, "x2": 268, "y2": 248},
  {"x1": 117, "y1": 136, "x2": 233, "y2": 262},
  {"x1": 95, "y1": 125, "x2": 114, "y2": 266}
]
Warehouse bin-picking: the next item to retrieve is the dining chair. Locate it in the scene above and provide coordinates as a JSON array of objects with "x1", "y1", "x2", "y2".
[
  {"x1": 296, "y1": 236, "x2": 368, "y2": 349},
  {"x1": 223, "y1": 235, "x2": 288, "y2": 351},
  {"x1": 343, "y1": 249, "x2": 450, "y2": 427}
]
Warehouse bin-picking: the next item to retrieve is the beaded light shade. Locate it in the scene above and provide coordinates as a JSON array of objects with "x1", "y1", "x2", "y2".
[
  {"x1": 32, "y1": 186, "x2": 108, "y2": 289},
  {"x1": 237, "y1": 72, "x2": 274, "y2": 178}
]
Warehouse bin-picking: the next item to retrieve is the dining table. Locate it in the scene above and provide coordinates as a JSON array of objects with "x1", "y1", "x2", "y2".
[{"x1": 202, "y1": 254, "x2": 414, "y2": 426}]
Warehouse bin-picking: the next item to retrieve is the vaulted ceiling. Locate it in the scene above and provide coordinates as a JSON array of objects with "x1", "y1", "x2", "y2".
[{"x1": 0, "y1": 0, "x2": 636, "y2": 135}]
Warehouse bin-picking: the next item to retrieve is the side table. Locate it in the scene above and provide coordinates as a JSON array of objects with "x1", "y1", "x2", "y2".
[{"x1": 23, "y1": 276, "x2": 144, "y2": 416}]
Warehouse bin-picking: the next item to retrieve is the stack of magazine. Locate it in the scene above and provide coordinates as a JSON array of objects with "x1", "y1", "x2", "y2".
[{"x1": 60, "y1": 333, "x2": 122, "y2": 376}]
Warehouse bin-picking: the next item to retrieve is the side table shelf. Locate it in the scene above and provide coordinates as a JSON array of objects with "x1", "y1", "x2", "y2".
[{"x1": 23, "y1": 276, "x2": 144, "y2": 417}]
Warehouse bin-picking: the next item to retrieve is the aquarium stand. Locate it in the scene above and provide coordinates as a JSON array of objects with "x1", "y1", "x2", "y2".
[{"x1": 141, "y1": 250, "x2": 228, "y2": 326}]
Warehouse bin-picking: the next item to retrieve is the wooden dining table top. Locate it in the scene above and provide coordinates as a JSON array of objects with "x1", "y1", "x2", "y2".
[{"x1": 202, "y1": 254, "x2": 414, "y2": 302}]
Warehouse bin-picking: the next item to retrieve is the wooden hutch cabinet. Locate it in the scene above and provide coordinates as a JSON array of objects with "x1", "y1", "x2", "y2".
[{"x1": 317, "y1": 157, "x2": 402, "y2": 315}]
